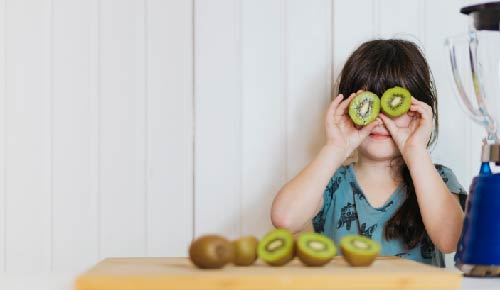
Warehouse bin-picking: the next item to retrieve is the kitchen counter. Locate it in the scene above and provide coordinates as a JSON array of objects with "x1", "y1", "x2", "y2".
[{"x1": 1, "y1": 273, "x2": 500, "y2": 290}]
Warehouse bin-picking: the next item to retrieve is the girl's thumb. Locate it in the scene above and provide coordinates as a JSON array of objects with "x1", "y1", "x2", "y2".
[{"x1": 359, "y1": 118, "x2": 382, "y2": 138}]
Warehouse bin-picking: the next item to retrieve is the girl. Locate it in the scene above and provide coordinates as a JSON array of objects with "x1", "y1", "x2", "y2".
[{"x1": 271, "y1": 39, "x2": 467, "y2": 267}]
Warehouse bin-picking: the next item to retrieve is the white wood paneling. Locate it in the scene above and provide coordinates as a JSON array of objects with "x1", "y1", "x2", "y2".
[
  {"x1": 51, "y1": 0, "x2": 98, "y2": 272},
  {"x1": 377, "y1": 0, "x2": 420, "y2": 41},
  {"x1": 194, "y1": 0, "x2": 242, "y2": 239},
  {"x1": 425, "y1": 0, "x2": 470, "y2": 189},
  {"x1": 5, "y1": 0, "x2": 52, "y2": 272},
  {"x1": 99, "y1": 0, "x2": 146, "y2": 257},
  {"x1": 0, "y1": 0, "x2": 487, "y2": 273},
  {"x1": 146, "y1": 0, "x2": 193, "y2": 256},
  {"x1": 240, "y1": 0, "x2": 286, "y2": 237},
  {"x1": 0, "y1": 0, "x2": 5, "y2": 273},
  {"x1": 286, "y1": 0, "x2": 332, "y2": 179},
  {"x1": 332, "y1": 0, "x2": 375, "y2": 82}
]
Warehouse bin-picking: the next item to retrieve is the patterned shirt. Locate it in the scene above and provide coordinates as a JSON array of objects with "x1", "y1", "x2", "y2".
[{"x1": 312, "y1": 163, "x2": 467, "y2": 267}]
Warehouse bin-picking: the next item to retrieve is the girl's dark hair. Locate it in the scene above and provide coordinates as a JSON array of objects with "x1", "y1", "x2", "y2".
[{"x1": 336, "y1": 39, "x2": 438, "y2": 250}]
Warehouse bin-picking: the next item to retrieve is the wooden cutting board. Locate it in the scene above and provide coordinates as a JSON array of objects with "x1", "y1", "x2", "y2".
[{"x1": 75, "y1": 257, "x2": 463, "y2": 290}]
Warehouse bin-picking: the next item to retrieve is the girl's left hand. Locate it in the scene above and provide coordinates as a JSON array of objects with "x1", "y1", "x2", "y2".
[{"x1": 379, "y1": 96, "x2": 433, "y2": 157}]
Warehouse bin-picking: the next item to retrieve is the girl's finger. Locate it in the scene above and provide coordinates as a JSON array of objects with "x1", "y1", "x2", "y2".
[
  {"x1": 335, "y1": 92, "x2": 357, "y2": 116},
  {"x1": 410, "y1": 105, "x2": 430, "y2": 121},
  {"x1": 359, "y1": 118, "x2": 382, "y2": 138},
  {"x1": 411, "y1": 96, "x2": 433, "y2": 113},
  {"x1": 325, "y1": 94, "x2": 344, "y2": 123},
  {"x1": 379, "y1": 113, "x2": 399, "y2": 136}
]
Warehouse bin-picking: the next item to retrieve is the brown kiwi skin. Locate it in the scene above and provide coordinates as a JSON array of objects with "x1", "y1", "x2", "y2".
[
  {"x1": 232, "y1": 236, "x2": 259, "y2": 266},
  {"x1": 340, "y1": 235, "x2": 380, "y2": 267},
  {"x1": 189, "y1": 235, "x2": 233, "y2": 269},
  {"x1": 297, "y1": 248, "x2": 332, "y2": 267}
]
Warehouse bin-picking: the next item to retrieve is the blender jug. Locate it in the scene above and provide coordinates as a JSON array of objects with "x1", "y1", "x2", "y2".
[{"x1": 446, "y1": 1, "x2": 500, "y2": 277}]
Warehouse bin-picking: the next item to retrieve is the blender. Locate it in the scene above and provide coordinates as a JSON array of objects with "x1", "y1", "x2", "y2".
[{"x1": 446, "y1": 1, "x2": 500, "y2": 277}]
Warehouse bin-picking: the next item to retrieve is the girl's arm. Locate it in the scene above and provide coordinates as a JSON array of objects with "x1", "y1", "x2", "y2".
[
  {"x1": 403, "y1": 148, "x2": 464, "y2": 253},
  {"x1": 379, "y1": 97, "x2": 464, "y2": 253},
  {"x1": 271, "y1": 91, "x2": 380, "y2": 234},
  {"x1": 271, "y1": 145, "x2": 349, "y2": 234}
]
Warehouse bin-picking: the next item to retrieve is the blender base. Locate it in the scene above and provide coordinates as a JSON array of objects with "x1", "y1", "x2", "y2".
[{"x1": 457, "y1": 263, "x2": 500, "y2": 277}]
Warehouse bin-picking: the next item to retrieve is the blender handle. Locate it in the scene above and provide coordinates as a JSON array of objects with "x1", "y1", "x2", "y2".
[
  {"x1": 468, "y1": 33, "x2": 497, "y2": 141},
  {"x1": 446, "y1": 34, "x2": 498, "y2": 142},
  {"x1": 446, "y1": 37, "x2": 484, "y2": 123}
]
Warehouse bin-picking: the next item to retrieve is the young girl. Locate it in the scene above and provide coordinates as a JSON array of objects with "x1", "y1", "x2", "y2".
[{"x1": 271, "y1": 39, "x2": 467, "y2": 267}]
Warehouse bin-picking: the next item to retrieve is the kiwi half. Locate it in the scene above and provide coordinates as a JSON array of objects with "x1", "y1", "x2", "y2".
[
  {"x1": 296, "y1": 232, "x2": 336, "y2": 266},
  {"x1": 232, "y1": 236, "x2": 259, "y2": 266},
  {"x1": 348, "y1": 91, "x2": 381, "y2": 126},
  {"x1": 340, "y1": 234, "x2": 381, "y2": 267},
  {"x1": 381, "y1": 86, "x2": 411, "y2": 117},
  {"x1": 257, "y1": 228, "x2": 294, "y2": 266},
  {"x1": 189, "y1": 235, "x2": 233, "y2": 269}
]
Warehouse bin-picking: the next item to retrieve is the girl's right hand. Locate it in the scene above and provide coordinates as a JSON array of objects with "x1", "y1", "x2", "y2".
[{"x1": 324, "y1": 91, "x2": 382, "y2": 157}]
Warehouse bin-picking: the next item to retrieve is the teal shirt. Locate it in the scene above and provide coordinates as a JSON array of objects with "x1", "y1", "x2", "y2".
[{"x1": 312, "y1": 163, "x2": 467, "y2": 267}]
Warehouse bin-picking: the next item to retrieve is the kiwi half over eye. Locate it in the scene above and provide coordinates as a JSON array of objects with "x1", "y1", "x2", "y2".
[
  {"x1": 348, "y1": 91, "x2": 381, "y2": 126},
  {"x1": 380, "y1": 86, "x2": 412, "y2": 117}
]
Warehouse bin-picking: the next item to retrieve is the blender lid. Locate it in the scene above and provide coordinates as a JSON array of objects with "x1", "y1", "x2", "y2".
[{"x1": 460, "y1": 1, "x2": 500, "y2": 31}]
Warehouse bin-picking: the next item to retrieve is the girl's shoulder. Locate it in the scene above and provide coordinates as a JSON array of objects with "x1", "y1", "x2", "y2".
[
  {"x1": 433, "y1": 163, "x2": 459, "y2": 186},
  {"x1": 433, "y1": 163, "x2": 467, "y2": 208}
]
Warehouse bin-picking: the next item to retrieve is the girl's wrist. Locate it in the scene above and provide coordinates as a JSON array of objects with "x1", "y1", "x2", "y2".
[
  {"x1": 402, "y1": 146, "x2": 430, "y2": 167},
  {"x1": 322, "y1": 143, "x2": 353, "y2": 162}
]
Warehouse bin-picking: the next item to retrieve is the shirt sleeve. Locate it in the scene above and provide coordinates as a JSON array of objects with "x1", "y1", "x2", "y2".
[
  {"x1": 434, "y1": 164, "x2": 467, "y2": 210},
  {"x1": 312, "y1": 166, "x2": 345, "y2": 234}
]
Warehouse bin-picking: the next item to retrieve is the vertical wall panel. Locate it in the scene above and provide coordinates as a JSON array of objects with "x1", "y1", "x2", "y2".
[
  {"x1": 146, "y1": 0, "x2": 193, "y2": 256},
  {"x1": 51, "y1": 0, "x2": 99, "y2": 271},
  {"x1": 99, "y1": 0, "x2": 146, "y2": 257},
  {"x1": 195, "y1": 0, "x2": 242, "y2": 239},
  {"x1": 5, "y1": 0, "x2": 52, "y2": 272},
  {"x1": 332, "y1": 0, "x2": 375, "y2": 83},
  {"x1": 378, "y1": 0, "x2": 420, "y2": 41},
  {"x1": 422, "y1": 0, "x2": 469, "y2": 268},
  {"x1": 425, "y1": 0, "x2": 470, "y2": 188},
  {"x1": 286, "y1": 0, "x2": 332, "y2": 180},
  {"x1": 0, "y1": 0, "x2": 5, "y2": 273},
  {"x1": 240, "y1": 0, "x2": 285, "y2": 237}
]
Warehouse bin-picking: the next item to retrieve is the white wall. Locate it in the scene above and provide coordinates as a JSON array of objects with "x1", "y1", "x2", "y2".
[{"x1": 0, "y1": 0, "x2": 486, "y2": 273}]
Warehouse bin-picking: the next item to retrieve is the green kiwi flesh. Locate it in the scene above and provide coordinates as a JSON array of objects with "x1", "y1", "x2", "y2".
[
  {"x1": 232, "y1": 236, "x2": 259, "y2": 266},
  {"x1": 340, "y1": 234, "x2": 381, "y2": 267},
  {"x1": 257, "y1": 228, "x2": 294, "y2": 266},
  {"x1": 348, "y1": 91, "x2": 381, "y2": 126},
  {"x1": 381, "y1": 86, "x2": 411, "y2": 117},
  {"x1": 189, "y1": 235, "x2": 234, "y2": 269},
  {"x1": 296, "y1": 232, "x2": 336, "y2": 266}
]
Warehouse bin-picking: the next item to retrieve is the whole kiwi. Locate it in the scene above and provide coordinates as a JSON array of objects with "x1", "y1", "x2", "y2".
[
  {"x1": 380, "y1": 86, "x2": 411, "y2": 117},
  {"x1": 189, "y1": 235, "x2": 233, "y2": 269},
  {"x1": 232, "y1": 236, "x2": 259, "y2": 266}
]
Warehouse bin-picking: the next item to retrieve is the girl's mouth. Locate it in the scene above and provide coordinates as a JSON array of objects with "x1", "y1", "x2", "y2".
[{"x1": 369, "y1": 133, "x2": 391, "y2": 140}]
